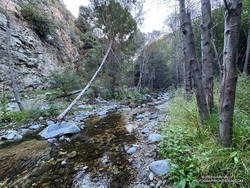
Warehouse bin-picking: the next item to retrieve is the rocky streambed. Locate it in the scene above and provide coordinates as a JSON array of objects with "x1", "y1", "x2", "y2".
[{"x1": 0, "y1": 93, "x2": 170, "y2": 188}]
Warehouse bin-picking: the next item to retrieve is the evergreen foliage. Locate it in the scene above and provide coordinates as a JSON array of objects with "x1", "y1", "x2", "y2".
[{"x1": 20, "y1": 3, "x2": 55, "y2": 38}]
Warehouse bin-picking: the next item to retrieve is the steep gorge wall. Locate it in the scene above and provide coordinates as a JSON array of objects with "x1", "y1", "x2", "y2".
[{"x1": 0, "y1": 0, "x2": 83, "y2": 91}]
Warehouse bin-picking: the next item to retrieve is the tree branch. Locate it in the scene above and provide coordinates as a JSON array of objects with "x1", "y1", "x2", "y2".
[{"x1": 223, "y1": 0, "x2": 230, "y2": 11}]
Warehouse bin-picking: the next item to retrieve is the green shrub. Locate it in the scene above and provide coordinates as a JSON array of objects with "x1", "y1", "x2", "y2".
[
  {"x1": 0, "y1": 95, "x2": 10, "y2": 123},
  {"x1": 21, "y1": 3, "x2": 55, "y2": 38},
  {"x1": 110, "y1": 87, "x2": 142, "y2": 100},
  {"x1": 50, "y1": 67, "x2": 81, "y2": 96},
  {"x1": 159, "y1": 76, "x2": 250, "y2": 187},
  {"x1": 0, "y1": 104, "x2": 59, "y2": 126}
]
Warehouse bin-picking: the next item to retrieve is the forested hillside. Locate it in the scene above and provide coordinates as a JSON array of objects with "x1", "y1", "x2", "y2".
[{"x1": 0, "y1": 0, "x2": 249, "y2": 187}]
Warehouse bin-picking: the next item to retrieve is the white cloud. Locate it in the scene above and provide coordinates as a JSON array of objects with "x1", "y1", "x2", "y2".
[
  {"x1": 140, "y1": 0, "x2": 178, "y2": 33},
  {"x1": 63, "y1": 0, "x2": 90, "y2": 17}
]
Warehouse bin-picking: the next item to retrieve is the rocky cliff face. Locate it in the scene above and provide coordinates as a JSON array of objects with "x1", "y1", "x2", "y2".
[{"x1": 0, "y1": 0, "x2": 82, "y2": 91}]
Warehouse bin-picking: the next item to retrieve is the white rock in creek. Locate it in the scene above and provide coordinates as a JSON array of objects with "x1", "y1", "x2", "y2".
[
  {"x1": 127, "y1": 146, "x2": 137, "y2": 154},
  {"x1": 135, "y1": 114, "x2": 144, "y2": 119},
  {"x1": 149, "y1": 113, "x2": 159, "y2": 120},
  {"x1": 142, "y1": 127, "x2": 150, "y2": 134},
  {"x1": 47, "y1": 120, "x2": 55, "y2": 126},
  {"x1": 39, "y1": 121, "x2": 80, "y2": 139},
  {"x1": 149, "y1": 172, "x2": 154, "y2": 181},
  {"x1": 47, "y1": 138, "x2": 57, "y2": 143},
  {"x1": 29, "y1": 124, "x2": 43, "y2": 130},
  {"x1": 18, "y1": 128, "x2": 31, "y2": 135},
  {"x1": 149, "y1": 160, "x2": 171, "y2": 176},
  {"x1": 2, "y1": 130, "x2": 23, "y2": 140}
]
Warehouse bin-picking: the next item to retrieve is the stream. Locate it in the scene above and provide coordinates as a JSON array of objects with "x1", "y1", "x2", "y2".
[{"x1": 0, "y1": 93, "x2": 169, "y2": 188}]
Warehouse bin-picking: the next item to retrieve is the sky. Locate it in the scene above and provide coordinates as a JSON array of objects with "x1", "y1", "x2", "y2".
[{"x1": 63, "y1": 0, "x2": 176, "y2": 33}]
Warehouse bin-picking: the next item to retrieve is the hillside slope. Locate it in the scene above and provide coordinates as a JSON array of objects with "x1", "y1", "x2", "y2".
[{"x1": 0, "y1": 0, "x2": 83, "y2": 90}]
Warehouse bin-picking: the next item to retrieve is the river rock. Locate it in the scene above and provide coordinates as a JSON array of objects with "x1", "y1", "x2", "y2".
[
  {"x1": 73, "y1": 172, "x2": 108, "y2": 188},
  {"x1": 135, "y1": 114, "x2": 144, "y2": 119},
  {"x1": 47, "y1": 120, "x2": 55, "y2": 126},
  {"x1": 47, "y1": 138, "x2": 57, "y2": 143},
  {"x1": 148, "y1": 172, "x2": 154, "y2": 181},
  {"x1": 59, "y1": 136, "x2": 65, "y2": 141},
  {"x1": 39, "y1": 121, "x2": 80, "y2": 139},
  {"x1": 149, "y1": 160, "x2": 171, "y2": 176},
  {"x1": 142, "y1": 127, "x2": 150, "y2": 134},
  {"x1": 29, "y1": 124, "x2": 43, "y2": 130},
  {"x1": 127, "y1": 146, "x2": 137, "y2": 154},
  {"x1": 61, "y1": 160, "x2": 67, "y2": 166},
  {"x1": 18, "y1": 128, "x2": 32, "y2": 135},
  {"x1": 148, "y1": 134, "x2": 162, "y2": 143},
  {"x1": 98, "y1": 110, "x2": 107, "y2": 116},
  {"x1": 155, "y1": 180, "x2": 163, "y2": 188},
  {"x1": 2, "y1": 130, "x2": 23, "y2": 140},
  {"x1": 101, "y1": 154, "x2": 110, "y2": 165},
  {"x1": 149, "y1": 113, "x2": 159, "y2": 120}
]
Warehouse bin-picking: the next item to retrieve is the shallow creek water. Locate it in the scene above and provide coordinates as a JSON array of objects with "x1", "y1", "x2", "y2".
[{"x1": 0, "y1": 112, "x2": 137, "y2": 187}]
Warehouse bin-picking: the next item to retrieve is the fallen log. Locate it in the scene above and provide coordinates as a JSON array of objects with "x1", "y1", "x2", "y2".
[{"x1": 56, "y1": 90, "x2": 81, "y2": 98}]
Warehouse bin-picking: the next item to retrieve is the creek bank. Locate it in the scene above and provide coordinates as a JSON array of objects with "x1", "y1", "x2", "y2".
[{"x1": 0, "y1": 92, "x2": 171, "y2": 187}]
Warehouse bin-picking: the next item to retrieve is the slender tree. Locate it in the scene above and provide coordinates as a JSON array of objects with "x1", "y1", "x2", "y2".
[
  {"x1": 179, "y1": 0, "x2": 209, "y2": 125},
  {"x1": 200, "y1": 0, "x2": 215, "y2": 112},
  {"x1": 243, "y1": 12, "x2": 250, "y2": 75},
  {"x1": 179, "y1": 1, "x2": 192, "y2": 99},
  {"x1": 219, "y1": 0, "x2": 242, "y2": 147},
  {"x1": 57, "y1": 0, "x2": 137, "y2": 120},
  {"x1": 57, "y1": 41, "x2": 113, "y2": 120}
]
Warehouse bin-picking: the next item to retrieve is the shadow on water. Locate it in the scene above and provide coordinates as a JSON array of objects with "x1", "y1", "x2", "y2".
[{"x1": 0, "y1": 112, "x2": 137, "y2": 188}]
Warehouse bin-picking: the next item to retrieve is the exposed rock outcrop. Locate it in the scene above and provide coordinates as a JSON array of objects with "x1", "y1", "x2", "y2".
[{"x1": 0, "y1": 0, "x2": 83, "y2": 91}]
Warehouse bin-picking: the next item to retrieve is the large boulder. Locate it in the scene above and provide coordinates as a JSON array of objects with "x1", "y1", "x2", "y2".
[
  {"x1": 39, "y1": 121, "x2": 80, "y2": 139},
  {"x1": 149, "y1": 160, "x2": 171, "y2": 176}
]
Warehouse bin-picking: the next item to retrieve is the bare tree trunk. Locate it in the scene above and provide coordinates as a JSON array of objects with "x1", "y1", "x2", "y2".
[
  {"x1": 220, "y1": 0, "x2": 242, "y2": 147},
  {"x1": 179, "y1": 3, "x2": 192, "y2": 100},
  {"x1": 183, "y1": 58, "x2": 192, "y2": 99},
  {"x1": 6, "y1": 13, "x2": 24, "y2": 111},
  {"x1": 243, "y1": 12, "x2": 250, "y2": 75},
  {"x1": 137, "y1": 49, "x2": 148, "y2": 91},
  {"x1": 179, "y1": 0, "x2": 209, "y2": 125},
  {"x1": 57, "y1": 41, "x2": 113, "y2": 120},
  {"x1": 180, "y1": 23, "x2": 192, "y2": 99},
  {"x1": 201, "y1": 0, "x2": 214, "y2": 112}
]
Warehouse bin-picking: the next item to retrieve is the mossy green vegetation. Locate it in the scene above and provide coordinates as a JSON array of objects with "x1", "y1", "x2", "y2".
[
  {"x1": 159, "y1": 75, "x2": 250, "y2": 188},
  {"x1": 0, "y1": 104, "x2": 59, "y2": 127},
  {"x1": 50, "y1": 67, "x2": 81, "y2": 96},
  {"x1": 20, "y1": 3, "x2": 55, "y2": 38}
]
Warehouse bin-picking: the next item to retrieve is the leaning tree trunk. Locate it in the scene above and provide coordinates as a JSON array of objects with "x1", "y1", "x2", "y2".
[
  {"x1": 219, "y1": 0, "x2": 242, "y2": 147},
  {"x1": 243, "y1": 12, "x2": 250, "y2": 75},
  {"x1": 201, "y1": 0, "x2": 214, "y2": 112},
  {"x1": 57, "y1": 41, "x2": 113, "y2": 120},
  {"x1": 6, "y1": 14, "x2": 24, "y2": 111},
  {"x1": 179, "y1": 0, "x2": 209, "y2": 125}
]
